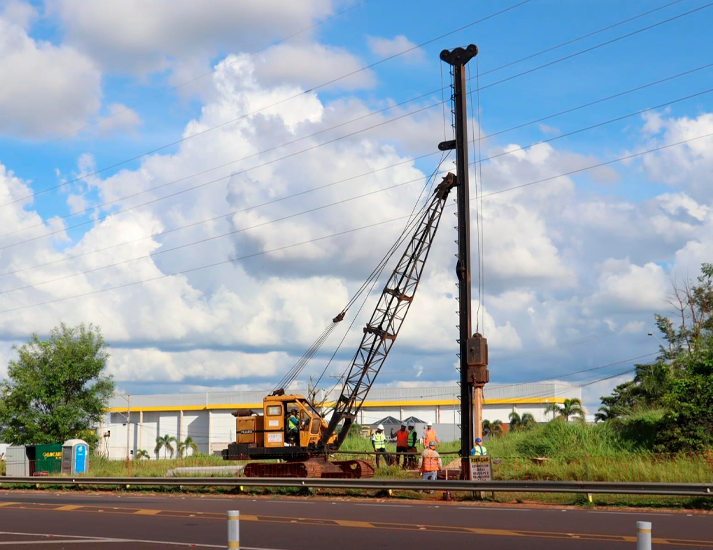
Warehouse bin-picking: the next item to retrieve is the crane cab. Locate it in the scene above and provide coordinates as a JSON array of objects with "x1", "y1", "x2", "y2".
[{"x1": 224, "y1": 394, "x2": 336, "y2": 460}]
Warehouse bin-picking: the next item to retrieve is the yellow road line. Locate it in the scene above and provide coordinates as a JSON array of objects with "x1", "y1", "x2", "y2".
[
  {"x1": 3, "y1": 501, "x2": 713, "y2": 547},
  {"x1": 133, "y1": 509, "x2": 162, "y2": 516}
]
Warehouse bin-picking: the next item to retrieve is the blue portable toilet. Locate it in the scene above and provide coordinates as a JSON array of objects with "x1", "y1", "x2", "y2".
[{"x1": 62, "y1": 439, "x2": 89, "y2": 474}]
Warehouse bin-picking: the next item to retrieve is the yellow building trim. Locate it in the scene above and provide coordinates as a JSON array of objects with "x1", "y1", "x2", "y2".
[{"x1": 106, "y1": 397, "x2": 566, "y2": 413}]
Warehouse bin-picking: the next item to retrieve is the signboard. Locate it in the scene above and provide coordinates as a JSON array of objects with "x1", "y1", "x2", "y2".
[
  {"x1": 470, "y1": 456, "x2": 492, "y2": 481},
  {"x1": 267, "y1": 433, "x2": 283, "y2": 443}
]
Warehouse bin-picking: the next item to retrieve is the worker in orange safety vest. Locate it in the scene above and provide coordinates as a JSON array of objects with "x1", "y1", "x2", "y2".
[
  {"x1": 423, "y1": 422, "x2": 439, "y2": 448},
  {"x1": 418, "y1": 441, "x2": 442, "y2": 491},
  {"x1": 394, "y1": 422, "x2": 409, "y2": 468}
]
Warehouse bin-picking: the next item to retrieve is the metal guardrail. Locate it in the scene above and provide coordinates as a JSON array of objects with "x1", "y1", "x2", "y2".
[{"x1": 1, "y1": 477, "x2": 712, "y2": 496}]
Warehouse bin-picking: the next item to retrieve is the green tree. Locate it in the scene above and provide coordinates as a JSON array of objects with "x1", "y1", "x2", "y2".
[
  {"x1": 177, "y1": 436, "x2": 199, "y2": 458},
  {"x1": 508, "y1": 412, "x2": 536, "y2": 432},
  {"x1": 136, "y1": 449, "x2": 150, "y2": 460},
  {"x1": 155, "y1": 434, "x2": 177, "y2": 459},
  {"x1": 482, "y1": 419, "x2": 503, "y2": 438},
  {"x1": 0, "y1": 323, "x2": 113, "y2": 447},
  {"x1": 655, "y1": 334, "x2": 713, "y2": 451},
  {"x1": 545, "y1": 399, "x2": 585, "y2": 422}
]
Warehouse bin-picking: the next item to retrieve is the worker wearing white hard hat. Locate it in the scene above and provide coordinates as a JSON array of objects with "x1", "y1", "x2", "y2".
[
  {"x1": 405, "y1": 422, "x2": 419, "y2": 469},
  {"x1": 371, "y1": 424, "x2": 390, "y2": 467},
  {"x1": 423, "y1": 422, "x2": 439, "y2": 448}
]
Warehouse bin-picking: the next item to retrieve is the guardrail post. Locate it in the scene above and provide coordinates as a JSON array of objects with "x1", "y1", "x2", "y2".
[
  {"x1": 228, "y1": 510, "x2": 239, "y2": 549},
  {"x1": 636, "y1": 521, "x2": 651, "y2": 550}
]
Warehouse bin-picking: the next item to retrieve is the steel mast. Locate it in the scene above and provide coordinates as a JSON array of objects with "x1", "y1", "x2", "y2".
[{"x1": 439, "y1": 44, "x2": 489, "y2": 478}]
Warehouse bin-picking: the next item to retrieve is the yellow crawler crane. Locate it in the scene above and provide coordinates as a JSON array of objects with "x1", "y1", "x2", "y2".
[{"x1": 223, "y1": 174, "x2": 456, "y2": 478}]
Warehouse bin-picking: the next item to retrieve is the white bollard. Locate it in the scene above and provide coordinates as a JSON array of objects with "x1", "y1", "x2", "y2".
[
  {"x1": 636, "y1": 521, "x2": 652, "y2": 550},
  {"x1": 228, "y1": 510, "x2": 240, "y2": 549}
]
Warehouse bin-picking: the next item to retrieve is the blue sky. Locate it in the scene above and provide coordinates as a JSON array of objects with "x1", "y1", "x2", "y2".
[{"x1": 0, "y1": 0, "x2": 712, "y2": 412}]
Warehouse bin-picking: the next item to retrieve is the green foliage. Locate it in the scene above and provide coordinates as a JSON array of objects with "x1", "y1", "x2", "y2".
[
  {"x1": 609, "y1": 408, "x2": 666, "y2": 449},
  {"x1": 155, "y1": 434, "x2": 177, "y2": 459},
  {"x1": 544, "y1": 398, "x2": 584, "y2": 422},
  {"x1": 177, "y1": 437, "x2": 199, "y2": 458},
  {"x1": 483, "y1": 419, "x2": 503, "y2": 438},
  {"x1": 508, "y1": 412, "x2": 535, "y2": 432},
  {"x1": 0, "y1": 323, "x2": 114, "y2": 447},
  {"x1": 655, "y1": 335, "x2": 713, "y2": 451},
  {"x1": 136, "y1": 449, "x2": 150, "y2": 460}
]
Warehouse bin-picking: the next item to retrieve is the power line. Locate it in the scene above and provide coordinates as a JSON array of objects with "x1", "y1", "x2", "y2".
[
  {"x1": 0, "y1": 0, "x2": 532, "y2": 209},
  {"x1": 469, "y1": 1, "x2": 713, "y2": 92},
  {"x1": 7, "y1": 1, "x2": 371, "y2": 159},
  {"x1": 0, "y1": 101, "x2": 444, "y2": 249},
  {"x1": 3, "y1": 81, "x2": 709, "y2": 261},
  {"x1": 2, "y1": 60, "x2": 708, "y2": 279},
  {"x1": 2, "y1": 131, "x2": 711, "y2": 315}
]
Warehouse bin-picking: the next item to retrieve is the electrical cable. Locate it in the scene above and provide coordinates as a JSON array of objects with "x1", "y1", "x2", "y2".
[
  {"x1": 0, "y1": 100, "x2": 443, "y2": 244},
  {"x1": 3, "y1": 61, "x2": 709, "y2": 280},
  {"x1": 7, "y1": 1, "x2": 372, "y2": 160},
  {"x1": 468, "y1": 1, "x2": 713, "y2": 92},
  {"x1": 0, "y1": 0, "x2": 532, "y2": 209},
  {"x1": 2, "y1": 131, "x2": 711, "y2": 315},
  {"x1": 2, "y1": 85, "x2": 711, "y2": 296}
]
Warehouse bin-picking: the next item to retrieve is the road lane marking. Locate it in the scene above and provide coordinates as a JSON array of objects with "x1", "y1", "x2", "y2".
[
  {"x1": 457, "y1": 507, "x2": 530, "y2": 511},
  {"x1": 0, "y1": 502, "x2": 19, "y2": 508},
  {"x1": 3, "y1": 502, "x2": 713, "y2": 547},
  {"x1": 55, "y1": 505, "x2": 83, "y2": 511},
  {"x1": 355, "y1": 503, "x2": 411, "y2": 508},
  {"x1": 134, "y1": 509, "x2": 162, "y2": 515}
]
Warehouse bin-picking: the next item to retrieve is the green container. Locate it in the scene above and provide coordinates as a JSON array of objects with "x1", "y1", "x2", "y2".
[{"x1": 34, "y1": 444, "x2": 63, "y2": 474}]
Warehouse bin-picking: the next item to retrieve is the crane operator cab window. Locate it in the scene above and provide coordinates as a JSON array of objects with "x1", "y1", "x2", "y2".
[{"x1": 286, "y1": 406, "x2": 299, "y2": 445}]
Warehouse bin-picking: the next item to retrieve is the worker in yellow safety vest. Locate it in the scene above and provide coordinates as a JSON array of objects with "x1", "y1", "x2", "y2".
[
  {"x1": 423, "y1": 422, "x2": 439, "y2": 448},
  {"x1": 371, "y1": 424, "x2": 390, "y2": 467},
  {"x1": 418, "y1": 441, "x2": 442, "y2": 491},
  {"x1": 471, "y1": 437, "x2": 488, "y2": 456}
]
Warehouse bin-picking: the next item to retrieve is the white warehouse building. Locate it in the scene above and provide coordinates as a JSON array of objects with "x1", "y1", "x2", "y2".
[{"x1": 98, "y1": 382, "x2": 581, "y2": 460}]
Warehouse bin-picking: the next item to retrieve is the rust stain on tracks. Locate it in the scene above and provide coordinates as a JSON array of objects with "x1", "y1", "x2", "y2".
[{"x1": 1, "y1": 501, "x2": 712, "y2": 547}]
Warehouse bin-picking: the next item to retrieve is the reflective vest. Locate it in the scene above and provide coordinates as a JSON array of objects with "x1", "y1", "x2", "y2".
[
  {"x1": 408, "y1": 430, "x2": 418, "y2": 447},
  {"x1": 395, "y1": 429, "x2": 409, "y2": 446},
  {"x1": 372, "y1": 431, "x2": 386, "y2": 450},
  {"x1": 424, "y1": 428, "x2": 437, "y2": 447},
  {"x1": 422, "y1": 449, "x2": 439, "y2": 472},
  {"x1": 288, "y1": 416, "x2": 299, "y2": 430},
  {"x1": 471, "y1": 444, "x2": 488, "y2": 456}
]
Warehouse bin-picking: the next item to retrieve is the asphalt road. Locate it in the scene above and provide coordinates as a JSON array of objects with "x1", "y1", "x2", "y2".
[{"x1": 0, "y1": 491, "x2": 711, "y2": 549}]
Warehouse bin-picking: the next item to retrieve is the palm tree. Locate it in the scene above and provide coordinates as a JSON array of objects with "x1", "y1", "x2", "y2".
[
  {"x1": 136, "y1": 449, "x2": 150, "y2": 460},
  {"x1": 482, "y1": 419, "x2": 503, "y2": 438},
  {"x1": 520, "y1": 412, "x2": 537, "y2": 429},
  {"x1": 177, "y1": 437, "x2": 200, "y2": 458},
  {"x1": 508, "y1": 411, "x2": 522, "y2": 431},
  {"x1": 154, "y1": 434, "x2": 177, "y2": 459},
  {"x1": 545, "y1": 398, "x2": 585, "y2": 422},
  {"x1": 508, "y1": 412, "x2": 537, "y2": 431},
  {"x1": 594, "y1": 405, "x2": 616, "y2": 423}
]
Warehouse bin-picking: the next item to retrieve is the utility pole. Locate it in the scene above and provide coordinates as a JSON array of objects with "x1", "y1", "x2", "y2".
[{"x1": 439, "y1": 44, "x2": 489, "y2": 479}]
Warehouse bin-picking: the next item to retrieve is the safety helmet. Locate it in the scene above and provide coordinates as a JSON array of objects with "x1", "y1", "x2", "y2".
[
  {"x1": 428, "y1": 440, "x2": 436, "y2": 447},
  {"x1": 427, "y1": 421, "x2": 433, "y2": 426},
  {"x1": 475, "y1": 437, "x2": 482, "y2": 443},
  {"x1": 400, "y1": 422, "x2": 406, "y2": 427},
  {"x1": 377, "y1": 424, "x2": 384, "y2": 430},
  {"x1": 407, "y1": 423, "x2": 415, "y2": 428}
]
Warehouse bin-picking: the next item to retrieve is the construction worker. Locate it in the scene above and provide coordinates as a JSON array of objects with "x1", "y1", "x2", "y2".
[
  {"x1": 394, "y1": 422, "x2": 409, "y2": 467},
  {"x1": 371, "y1": 424, "x2": 390, "y2": 467},
  {"x1": 418, "y1": 441, "x2": 442, "y2": 492},
  {"x1": 471, "y1": 437, "x2": 488, "y2": 456},
  {"x1": 406, "y1": 422, "x2": 419, "y2": 469},
  {"x1": 287, "y1": 410, "x2": 299, "y2": 444},
  {"x1": 423, "y1": 422, "x2": 439, "y2": 448}
]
